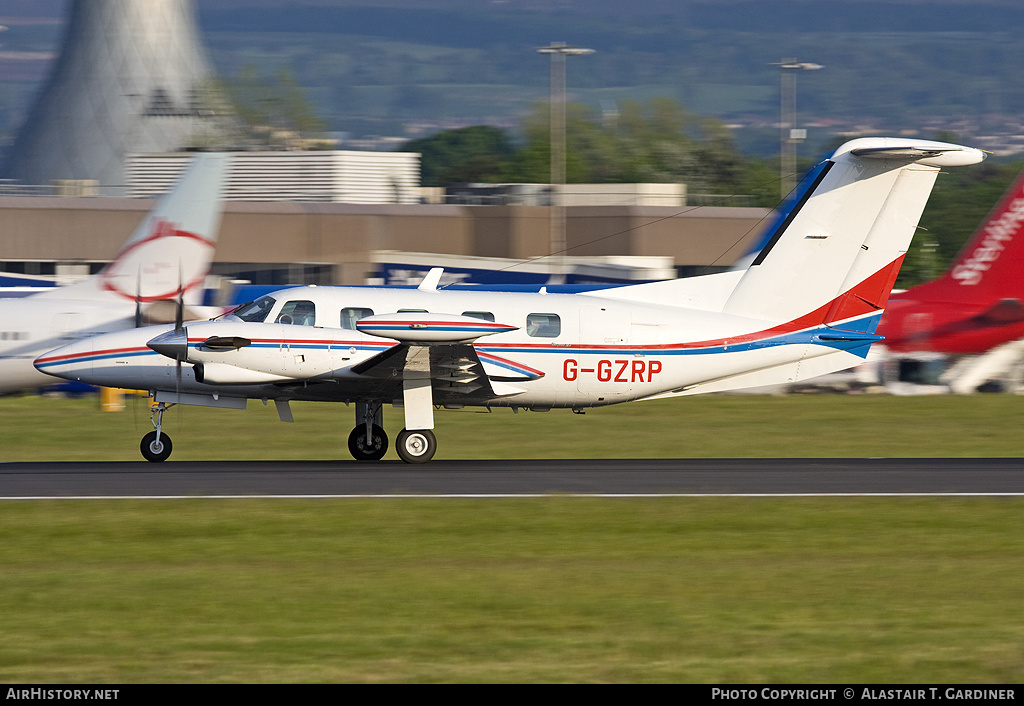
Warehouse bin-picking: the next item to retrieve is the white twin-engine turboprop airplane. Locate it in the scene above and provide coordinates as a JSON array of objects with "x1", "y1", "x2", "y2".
[
  {"x1": 36, "y1": 138, "x2": 985, "y2": 463},
  {"x1": 0, "y1": 152, "x2": 229, "y2": 393}
]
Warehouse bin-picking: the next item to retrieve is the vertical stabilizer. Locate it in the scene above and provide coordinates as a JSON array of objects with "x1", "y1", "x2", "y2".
[
  {"x1": 915, "y1": 168, "x2": 1024, "y2": 306},
  {"x1": 36, "y1": 153, "x2": 229, "y2": 305},
  {"x1": 722, "y1": 138, "x2": 985, "y2": 326}
]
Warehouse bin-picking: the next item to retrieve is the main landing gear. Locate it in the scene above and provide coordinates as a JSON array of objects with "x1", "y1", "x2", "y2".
[
  {"x1": 348, "y1": 424, "x2": 388, "y2": 461},
  {"x1": 348, "y1": 401, "x2": 387, "y2": 461},
  {"x1": 395, "y1": 428, "x2": 436, "y2": 464},
  {"x1": 141, "y1": 402, "x2": 174, "y2": 462},
  {"x1": 347, "y1": 400, "x2": 437, "y2": 464}
]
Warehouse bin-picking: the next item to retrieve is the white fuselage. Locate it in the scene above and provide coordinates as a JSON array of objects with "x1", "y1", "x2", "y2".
[
  {"x1": 34, "y1": 284, "x2": 873, "y2": 409},
  {"x1": 0, "y1": 297, "x2": 138, "y2": 393}
]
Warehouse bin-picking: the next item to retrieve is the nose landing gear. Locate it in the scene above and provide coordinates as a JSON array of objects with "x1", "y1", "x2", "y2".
[{"x1": 140, "y1": 402, "x2": 174, "y2": 462}]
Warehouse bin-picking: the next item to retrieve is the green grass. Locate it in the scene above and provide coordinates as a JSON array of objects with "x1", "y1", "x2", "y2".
[
  {"x1": 2, "y1": 393, "x2": 1023, "y2": 682},
  {"x1": 1, "y1": 392, "x2": 1023, "y2": 461},
  {"x1": 0, "y1": 498, "x2": 1022, "y2": 683}
]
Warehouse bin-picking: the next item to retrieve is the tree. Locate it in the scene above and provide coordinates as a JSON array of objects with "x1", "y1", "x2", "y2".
[
  {"x1": 401, "y1": 98, "x2": 787, "y2": 208},
  {"x1": 219, "y1": 66, "x2": 328, "y2": 148},
  {"x1": 402, "y1": 125, "x2": 516, "y2": 186},
  {"x1": 511, "y1": 98, "x2": 752, "y2": 196}
]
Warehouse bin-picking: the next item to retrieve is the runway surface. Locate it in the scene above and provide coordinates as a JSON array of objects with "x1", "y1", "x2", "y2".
[{"x1": 2, "y1": 458, "x2": 1023, "y2": 497}]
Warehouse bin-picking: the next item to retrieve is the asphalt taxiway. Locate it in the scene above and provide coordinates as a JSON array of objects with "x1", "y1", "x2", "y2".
[{"x1": 1, "y1": 458, "x2": 1023, "y2": 497}]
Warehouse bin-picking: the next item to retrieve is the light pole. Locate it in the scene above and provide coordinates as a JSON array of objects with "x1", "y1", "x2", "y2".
[
  {"x1": 537, "y1": 42, "x2": 593, "y2": 283},
  {"x1": 773, "y1": 59, "x2": 823, "y2": 199}
]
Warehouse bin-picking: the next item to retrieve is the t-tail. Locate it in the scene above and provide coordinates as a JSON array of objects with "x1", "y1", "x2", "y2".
[
  {"x1": 602, "y1": 138, "x2": 985, "y2": 337},
  {"x1": 34, "y1": 153, "x2": 230, "y2": 306},
  {"x1": 721, "y1": 138, "x2": 985, "y2": 332}
]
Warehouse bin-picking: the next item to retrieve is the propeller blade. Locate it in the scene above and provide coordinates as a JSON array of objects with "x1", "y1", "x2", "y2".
[
  {"x1": 174, "y1": 260, "x2": 184, "y2": 332},
  {"x1": 134, "y1": 268, "x2": 142, "y2": 328}
]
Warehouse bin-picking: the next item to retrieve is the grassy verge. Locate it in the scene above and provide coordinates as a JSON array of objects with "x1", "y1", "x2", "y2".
[
  {"x1": 3, "y1": 394, "x2": 1022, "y2": 683},
  {"x1": 0, "y1": 498, "x2": 1022, "y2": 683},
  {"x1": 1, "y1": 393, "x2": 1023, "y2": 461}
]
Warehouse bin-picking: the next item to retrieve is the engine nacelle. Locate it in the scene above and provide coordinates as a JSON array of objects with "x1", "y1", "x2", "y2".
[{"x1": 194, "y1": 362, "x2": 295, "y2": 385}]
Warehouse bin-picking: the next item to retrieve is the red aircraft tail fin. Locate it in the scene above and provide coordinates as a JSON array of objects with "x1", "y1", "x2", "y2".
[{"x1": 923, "y1": 169, "x2": 1024, "y2": 305}]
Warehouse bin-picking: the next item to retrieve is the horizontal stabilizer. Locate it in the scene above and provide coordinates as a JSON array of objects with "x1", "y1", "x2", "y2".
[{"x1": 850, "y1": 144, "x2": 986, "y2": 167}]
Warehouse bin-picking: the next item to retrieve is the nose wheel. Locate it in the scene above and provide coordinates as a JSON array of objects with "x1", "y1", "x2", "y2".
[
  {"x1": 140, "y1": 401, "x2": 174, "y2": 462},
  {"x1": 141, "y1": 430, "x2": 173, "y2": 462}
]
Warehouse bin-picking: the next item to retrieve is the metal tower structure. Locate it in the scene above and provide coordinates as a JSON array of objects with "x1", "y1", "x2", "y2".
[{"x1": 2, "y1": 0, "x2": 236, "y2": 193}]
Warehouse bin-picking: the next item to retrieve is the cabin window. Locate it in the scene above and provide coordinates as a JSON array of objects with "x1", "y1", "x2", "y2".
[
  {"x1": 233, "y1": 295, "x2": 276, "y2": 323},
  {"x1": 462, "y1": 311, "x2": 495, "y2": 322},
  {"x1": 276, "y1": 300, "x2": 316, "y2": 326},
  {"x1": 398, "y1": 308, "x2": 428, "y2": 313},
  {"x1": 341, "y1": 307, "x2": 373, "y2": 330},
  {"x1": 526, "y1": 313, "x2": 560, "y2": 337}
]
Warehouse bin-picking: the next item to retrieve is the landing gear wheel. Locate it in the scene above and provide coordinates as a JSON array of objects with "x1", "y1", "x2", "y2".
[
  {"x1": 396, "y1": 428, "x2": 437, "y2": 464},
  {"x1": 140, "y1": 431, "x2": 173, "y2": 463},
  {"x1": 348, "y1": 424, "x2": 388, "y2": 461}
]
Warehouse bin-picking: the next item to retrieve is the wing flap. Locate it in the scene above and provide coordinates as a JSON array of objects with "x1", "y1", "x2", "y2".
[{"x1": 348, "y1": 342, "x2": 532, "y2": 398}]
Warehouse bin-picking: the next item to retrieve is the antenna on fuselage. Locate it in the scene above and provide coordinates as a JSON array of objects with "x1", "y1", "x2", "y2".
[{"x1": 417, "y1": 267, "x2": 443, "y2": 292}]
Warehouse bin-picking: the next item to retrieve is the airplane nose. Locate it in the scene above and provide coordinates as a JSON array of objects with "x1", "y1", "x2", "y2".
[{"x1": 148, "y1": 328, "x2": 188, "y2": 361}]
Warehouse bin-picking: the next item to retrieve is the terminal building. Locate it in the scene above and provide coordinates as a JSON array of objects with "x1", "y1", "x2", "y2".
[{"x1": 0, "y1": 183, "x2": 770, "y2": 290}]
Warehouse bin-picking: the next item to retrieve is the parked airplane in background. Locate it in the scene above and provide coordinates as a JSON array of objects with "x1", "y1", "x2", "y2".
[
  {"x1": 878, "y1": 167, "x2": 1024, "y2": 354},
  {"x1": 36, "y1": 139, "x2": 985, "y2": 463},
  {"x1": 0, "y1": 153, "x2": 228, "y2": 393}
]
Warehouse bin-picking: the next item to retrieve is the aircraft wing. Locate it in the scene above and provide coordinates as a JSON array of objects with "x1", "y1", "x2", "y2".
[{"x1": 351, "y1": 342, "x2": 535, "y2": 399}]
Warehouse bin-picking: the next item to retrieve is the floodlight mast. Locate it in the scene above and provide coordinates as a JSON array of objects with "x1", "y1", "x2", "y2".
[
  {"x1": 537, "y1": 42, "x2": 595, "y2": 283},
  {"x1": 772, "y1": 59, "x2": 824, "y2": 199}
]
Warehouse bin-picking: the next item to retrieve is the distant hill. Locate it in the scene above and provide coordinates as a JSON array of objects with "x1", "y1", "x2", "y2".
[
  {"x1": 198, "y1": 1, "x2": 1024, "y2": 39},
  {"x1": 4, "y1": 1, "x2": 1024, "y2": 157}
]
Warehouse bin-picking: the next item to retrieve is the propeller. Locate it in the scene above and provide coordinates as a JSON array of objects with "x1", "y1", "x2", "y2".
[
  {"x1": 134, "y1": 267, "x2": 142, "y2": 328},
  {"x1": 175, "y1": 262, "x2": 184, "y2": 332},
  {"x1": 174, "y1": 262, "x2": 184, "y2": 395},
  {"x1": 143, "y1": 263, "x2": 190, "y2": 363}
]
